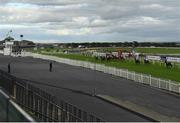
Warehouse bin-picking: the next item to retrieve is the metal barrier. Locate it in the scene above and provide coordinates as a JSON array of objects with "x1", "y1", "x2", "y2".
[
  {"x1": 23, "y1": 52, "x2": 180, "y2": 95},
  {"x1": 0, "y1": 88, "x2": 34, "y2": 122},
  {"x1": 0, "y1": 70, "x2": 103, "y2": 122}
]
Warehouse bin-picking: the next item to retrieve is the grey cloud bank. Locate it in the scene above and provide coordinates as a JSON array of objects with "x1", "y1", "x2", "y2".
[{"x1": 0, "y1": 0, "x2": 179, "y2": 43}]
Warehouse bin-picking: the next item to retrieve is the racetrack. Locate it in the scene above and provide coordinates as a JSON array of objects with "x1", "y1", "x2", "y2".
[{"x1": 0, "y1": 55, "x2": 180, "y2": 121}]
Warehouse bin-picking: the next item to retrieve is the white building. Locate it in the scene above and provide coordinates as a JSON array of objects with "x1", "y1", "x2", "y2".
[
  {"x1": 3, "y1": 41, "x2": 14, "y2": 55},
  {"x1": 3, "y1": 36, "x2": 14, "y2": 56}
]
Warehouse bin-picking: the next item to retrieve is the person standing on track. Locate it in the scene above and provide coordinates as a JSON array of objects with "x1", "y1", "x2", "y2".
[
  {"x1": 49, "y1": 62, "x2": 52, "y2": 72},
  {"x1": 8, "y1": 63, "x2": 11, "y2": 73}
]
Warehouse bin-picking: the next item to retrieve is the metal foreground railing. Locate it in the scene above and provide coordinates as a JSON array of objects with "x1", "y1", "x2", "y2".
[
  {"x1": 0, "y1": 70, "x2": 104, "y2": 122},
  {"x1": 24, "y1": 52, "x2": 180, "y2": 95},
  {"x1": 0, "y1": 88, "x2": 34, "y2": 122}
]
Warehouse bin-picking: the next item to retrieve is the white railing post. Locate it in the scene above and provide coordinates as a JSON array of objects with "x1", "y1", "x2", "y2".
[
  {"x1": 138, "y1": 74, "x2": 141, "y2": 83},
  {"x1": 118, "y1": 69, "x2": 120, "y2": 77},
  {"x1": 158, "y1": 79, "x2": 161, "y2": 88},
  {"x1": 166, "y1": 80, "x2": 168, "y2": 90},
  {"x1": 126, "y1": 69, "x2": 128, "y2": 79},
  {"x1": 119, "y1": 69, "x2": 122, "y2": 77},
  {"x1": 114, "y1": 67, "x2": 116, "y2": 76},
  {"x1": 149, "y1": 75, "x2": 151, "y2": 86},
  {"x1": 133, "y1": 72, "x2": 136, "y2": 81},
  {"x1": 141, "y1": 74, "x2": 143, "y2": 83}
]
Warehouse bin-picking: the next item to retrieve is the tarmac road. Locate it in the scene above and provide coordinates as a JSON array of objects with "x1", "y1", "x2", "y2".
[{"x1": 0, "y1": 55, "x2": 180, "y2": 121}]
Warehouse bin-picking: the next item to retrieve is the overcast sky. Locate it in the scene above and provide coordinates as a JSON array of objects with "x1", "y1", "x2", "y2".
[{"x1": 0, "y1": 0, "x2": 179, "y2": 43}]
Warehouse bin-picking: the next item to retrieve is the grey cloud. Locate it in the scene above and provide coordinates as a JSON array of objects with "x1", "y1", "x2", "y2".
[{"x1": 0, "y1": 0, "x2": 179, "y2": 42}]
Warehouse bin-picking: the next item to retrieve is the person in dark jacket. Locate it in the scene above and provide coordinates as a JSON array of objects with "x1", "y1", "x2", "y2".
[
  {"x1": 49, "y1": 62, "x2": 52, "y2": 72},
  {"x1": 8, "y1": 63, "x2": 11, "y2": 73}
]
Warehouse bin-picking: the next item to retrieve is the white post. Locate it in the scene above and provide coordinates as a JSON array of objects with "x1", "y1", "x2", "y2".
[
  {"x1": 126, "y1": 69, "x2": 128, "y2": 79},
  {"x1": 149, "y1": 75, "x2": 151, "y2": 86},
  {"x1": 165, "y1": 80, "x2": 168, "y2": 90},
  {"x1": 118, "y1": 69, "x2": 120, "y2": 77},
  {"x1": 141, "y1": 74, "x2": 143, "y2": 83},
  {"x1": 133, "y1": 72, "x2": 136, "y2": 81},
  {"x1": 158, "y1": 79, "x2": 161, "y2": 88},
  {"x1": 114, "y1": 68, "x2": 116, "y2": 76},
  {"x1": 103, "y1": 65, "x2": 106, "y2": 73},
  {"x1": 120, "y1": 69, "x2": 122, "y2": 77}
]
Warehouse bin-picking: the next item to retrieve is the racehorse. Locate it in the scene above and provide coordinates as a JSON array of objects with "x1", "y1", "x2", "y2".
[
  {"x1": 144, "y1": 59, "x2": 150, "y2": 64},
  {"x1": 165, "y1": 61, "x2": 173, "y2": 68},
  {"x1": 135, "y1": 59, "x2": 140, "y2": 64}
]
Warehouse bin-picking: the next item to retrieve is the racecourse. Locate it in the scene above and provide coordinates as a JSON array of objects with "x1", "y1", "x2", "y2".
[
  {"x1": 38, "y1": 51, "x2": 180, "y2": 82},
  {"x1": 0, "y1": 55, "x2": 180, "y2": 121}
]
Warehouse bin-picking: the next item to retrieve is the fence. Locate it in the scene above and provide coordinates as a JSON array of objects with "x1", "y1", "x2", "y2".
[
  {"x1": 23, "y1": 52, "x2": 180, "y2": 95},
  {"x1": 0, "y1": 88, "x2": 34, "y2": 122},
  {"x1": 0, "y1": 70, "x2": 103, "y2": 122}
]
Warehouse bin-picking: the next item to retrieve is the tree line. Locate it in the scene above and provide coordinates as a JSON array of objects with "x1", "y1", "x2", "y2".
[{"x1": 59, "y1": 42, "x2": 180, "y2": 48}]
